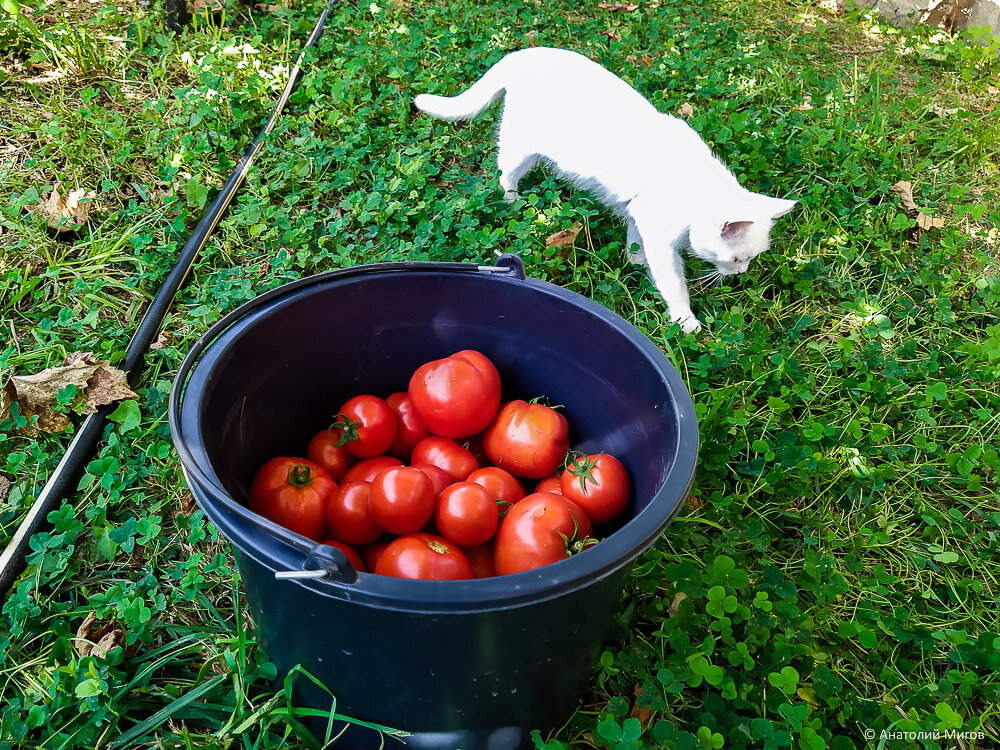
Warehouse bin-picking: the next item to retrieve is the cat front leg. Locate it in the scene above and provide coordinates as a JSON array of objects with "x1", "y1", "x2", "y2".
[
  {"x1": 625, "y1": 217, "x2": 646, "y2": 265},
  {"x1": 635, "y1": 226, "x2": 702, "y2": 333}
]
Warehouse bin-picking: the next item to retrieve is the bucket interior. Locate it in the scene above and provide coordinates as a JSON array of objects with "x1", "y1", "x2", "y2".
[{"x1": 177, "y1": 266, "x2": 696, "y2": 586}]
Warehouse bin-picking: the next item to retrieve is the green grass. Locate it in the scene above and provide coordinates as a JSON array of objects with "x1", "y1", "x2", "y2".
[{"x1": 2, "y1": 0, "x2": 999, "y2": 748}]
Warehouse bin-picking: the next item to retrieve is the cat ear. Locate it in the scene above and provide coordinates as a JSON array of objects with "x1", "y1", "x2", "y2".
[
  {"x1": 721, "y1": 221, "x2": 754, "y2": 245},
  {"x1": 763, "y1": 196, "x2": 797, "y2": 219}
]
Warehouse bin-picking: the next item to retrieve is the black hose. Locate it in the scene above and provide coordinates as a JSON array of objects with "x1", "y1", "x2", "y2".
[{"x1": 0, "y1": 0, "x2": 340, "y2": 596}]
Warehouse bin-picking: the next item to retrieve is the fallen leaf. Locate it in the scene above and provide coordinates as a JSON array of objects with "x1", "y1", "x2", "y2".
[
  {"x1": 3, "y1": 359, "x2": 98, "y2": 433},
  {"x1": 0, "y1": 475, "x2": 11, "y2": 505},
  {"x1": 598, "y1": 1, "x2": 639, "y2": 10},
  {"x1": 173, "y1": 493, "x2": 197, "y2": 519},
  {"x1": 75, "y1": 612, "x2": 127, "y2": 659},
  {"x1": 795, "y1": 95, "x2": 815, "y2": 111},
  {"x1": 524, "y1": 30, "x2": 540, "y2": 46},
  {"x1": 604, "y1": 30, "x2": 623, "y2": 41},
  {"x1": 61, "y1": 352, "x2": 138, "y2": 413},
  {"x1": 546, "y1": 223, "x2": 583, "y2": 250},
  {"x1": 892, "y1": 181, "x2": 945, "y2": 230},
  {"x1": 149, "y1": 329, "x2": 173, "y2": 351},
  {"x1": 917, "y1": 213, "x2": 946, "y2": 230},
  {"x1": 891, "y1": 181, "x2": 919, "y2": 214},
  {"x1": 1, "y1": 352, "x2": 136, "y2": 434},
  {"x1": 630, "y1": 685, "x2": 654, "y2": 726},
  {"x1": 667, "y1": 591, "x2": 689, "y2": 618},
  {"x1": 39, "y1": 181, "x2": 95, "y2": 233},
  {"x1": 678, "y1": 102, "x2": 694, "y2": 118}
]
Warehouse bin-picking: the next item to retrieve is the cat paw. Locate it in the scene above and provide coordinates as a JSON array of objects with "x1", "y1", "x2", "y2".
[{"x1": 673, "y1": 314, "x2": 703, "y2": 334}]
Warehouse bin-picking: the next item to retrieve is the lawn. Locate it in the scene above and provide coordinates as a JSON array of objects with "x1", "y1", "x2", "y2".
[{"x1": 2, "y1": 0, "x2": 999, "y2": 748}]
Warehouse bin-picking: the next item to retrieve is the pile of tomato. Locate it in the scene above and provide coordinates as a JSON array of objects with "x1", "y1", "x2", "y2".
[{"x1": 248, "y1": 349, "x2": 631, "y2": 580}]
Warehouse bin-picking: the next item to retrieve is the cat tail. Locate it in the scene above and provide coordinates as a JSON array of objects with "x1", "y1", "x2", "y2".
[{"x1": 414, "y1": 65, "x2": 507, "y2": 121}]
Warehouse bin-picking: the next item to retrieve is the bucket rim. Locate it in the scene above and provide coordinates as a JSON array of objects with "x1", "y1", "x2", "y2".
[{"x1": 168, "y1": 259, "x2": 698, "y2": 608}]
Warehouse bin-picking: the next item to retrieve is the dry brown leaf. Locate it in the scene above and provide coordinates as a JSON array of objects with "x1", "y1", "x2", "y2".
[
  {"x1": 523, "y1": 30, "x2": 540, "y2": 46},
  {"x1": 917, "y1": 213, "x2": 946, "y2": 230},
  {"x1": 0, "y1": 475, "x2": 11, "y2": 506},
  {"x1": 598, "y1": 1, "x2": 639, "y2": 10},
  {"x1": 604, "y1": 30, "x2": 623, "y2": 41},
  {"x1": 62, "y1": 352, "x2": 138, "y2": 411},
  {"x1": 2, "y1": 352, "x2": 136, "y2": 434},
  {"x1": 545, "y1": 223, "x2": 583, "y2": 250},
  {"x1": 39, "y1": 181, "x2": 95, "y2": 233},
  {"x1": 892, "y1": 181, "x2": 945, "y2": 230},
  {"x1": 678, "y1": 102, "x2": 694, "y2": 118},
  {"x1": 891, "y1": 181, "x2": 919, "y2": 214},
  {"x1": 149, "y1": 329, "x2": 173, "y2": 351},
  {"x1": 75, "y1": 612, "x2": 127, "y2": 659},
  {"x1": 667, "y1": 591, "x2": 689, "y2": 618},
  {"x1": 795, "y1": 95, "x2": 815, "y2": 111},
  {"x1": 630, "y1": 685, "x2": 654, "y2": 726}
]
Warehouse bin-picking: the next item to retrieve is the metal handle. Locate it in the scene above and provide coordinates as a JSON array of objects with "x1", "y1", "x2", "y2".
[{"x1": 274, "y1": 542, "x2": 359, "y2": 584}]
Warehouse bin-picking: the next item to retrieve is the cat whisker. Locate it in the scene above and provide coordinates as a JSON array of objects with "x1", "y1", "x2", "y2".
[{"x1": 692, "y1": 271, "x2": 723, "y2": 288}]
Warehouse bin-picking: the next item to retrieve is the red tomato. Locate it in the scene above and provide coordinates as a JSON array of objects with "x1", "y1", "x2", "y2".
[
  {"x1": 467, "y1": 466, "x2": 525, "y2": 513},
  {"x1": 343, "y1": 455, "x2": 403, "y2": 483},
  {"x1": 385, "y1": 392, "x2": 431, "y2": 461},
  {"x1": 332, "y1": 395, "x2": 397, "y2": 458},
  {"x1": 375, "y1": 533, "x2": 474, "y2": 580},
  {"x1": 462, "y1": 541, "x2": 496, "y2": 578},
  {"x1": 412, "y1": 463, "x2": 451, "y2": 496},
  {"x1": 325, "y1": 481, "x2": 383, "y2": 546},
  {"x1": 249, "y1": 457, "x2": 336, "y2": 541},
  {"x1": 483, "y1": 400, "x2": 569, "y2": 479},
  {"x1": 369, "y1": 466, "x2": 436, "y2": 534},
  {"x1": 534, "y1": 473, "x2": 562, "y2": 495},
  {"x1": 362, "y1": 538, "x2": 391, "y2": 572},
  {"x1": 408, "y1": 350, "x2": 502, "y2": 438},
  {"x1": 321, "y1": 539, "x2": 367, "y2": 572},
  {"x1": 560, "y1": 453, "x2": 631, "y2": 525},
  {"x1": 493, "y1": 493, "x2": 594, "y2": 575},
  {"x1": 410, "y1": 436, "x2": 479, "y2": 483},
  {"x1": 435, "y1": 481, "x2": 500, "y2": 547},
  {"x1": 306, "y1": 429, "x2": 354, "y2": 482}
]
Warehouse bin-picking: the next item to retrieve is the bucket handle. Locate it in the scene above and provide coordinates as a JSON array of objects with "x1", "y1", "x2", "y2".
[{"x1": 274, "y1": 542, "x2": 359, "y2": 584}]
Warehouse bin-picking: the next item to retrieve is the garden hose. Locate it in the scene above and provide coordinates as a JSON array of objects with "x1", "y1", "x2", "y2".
[{"x1": 0, "y1": 0, "x2": 340, "y2": 596}]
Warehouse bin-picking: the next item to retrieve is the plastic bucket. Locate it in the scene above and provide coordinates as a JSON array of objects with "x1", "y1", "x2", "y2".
[{"x1": 169, "y1": 256, "x2": 698, "y2": 749}]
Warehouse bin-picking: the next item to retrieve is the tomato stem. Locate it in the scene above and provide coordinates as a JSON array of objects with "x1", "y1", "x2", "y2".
[
  {"x1": 564, "y1": 451, "x2": 600, "y2": 494},
  {"x1": 285, "y1": 464, "x2": 314, "y2": 488},
  {"x1": 328, "y1": 413, "x2": 360, "y2": 447}
]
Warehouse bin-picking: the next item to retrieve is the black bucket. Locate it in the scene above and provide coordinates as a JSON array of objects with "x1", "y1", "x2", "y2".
[{"x1": 168, "y1": 256, "x2": 698, "y2": 749}]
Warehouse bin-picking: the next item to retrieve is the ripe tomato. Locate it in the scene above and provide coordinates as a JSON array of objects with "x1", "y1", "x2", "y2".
[
  {"x1": 493, "y1": 492, "x2": 594, "y2": 575},
  {"x1": 375, "y1": 533, "x2": 473, "y2": 580},
  {"x1": 462, "y1": 541, "x2": 496, "y2": 578},
  {"x1": 435, "y1": 481, "x2": 499, "y2": 547},
  {"x1": 467, "y1": 466, "x2": 524, "y2": 512},
  {"x1": 385, "y1": 392, "x2": 431, "y2": 461},
  {"x1": 560, "y1": 452, "x2": 631, "y2": 525},
  {"x1": 412, "y1": 463, "x2": 451, "y2": 495},
  {"x1": 321, "y1": 539, "x2": 367, "y2": 572},
  {"x1": 362, "y1": 538, "x2": 391, "y2": 572},
  {"x1": 332, "y1": 395, "x2": 397, "y2": 458},
  {"x1": 342, "y1": 455, "x2": 403, "y2": 483},
  {"x1": 369, "y1": 466, "x2": 436, "y2": 534},
  {"x1": 306, "y1": 429, "x2": 354, "y2": 482},
  {"x1": 408, "y1": 350, "x2": 501, "y2": 438},
  {"x1": 534, "y1": 473, "x2": 562, "y2": 495},
  {"x1": 325, "y1": 481, "x2": 383, "y2": 546},
  {"x1": 483, "y1": 400, "x2": 569, "y2": 479},
  {"x1": 249, "y1": 457, "x2": 336, "y2": 541},
  {"x1": 410, "y1": 436, "x2": 479, "y2": 483}
]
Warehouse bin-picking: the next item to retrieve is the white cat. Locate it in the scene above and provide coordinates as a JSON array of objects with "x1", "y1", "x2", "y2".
[{"x1": 414, "y1": 47, "x2": 796, "y2": 333}]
